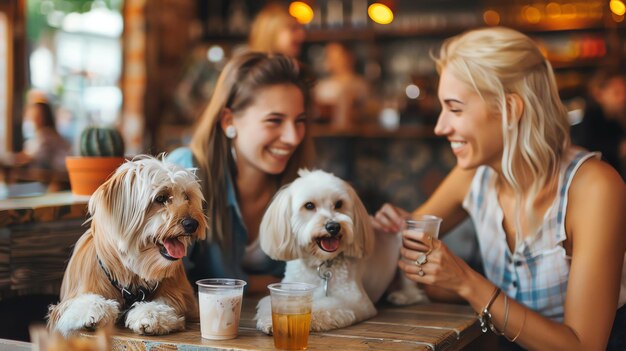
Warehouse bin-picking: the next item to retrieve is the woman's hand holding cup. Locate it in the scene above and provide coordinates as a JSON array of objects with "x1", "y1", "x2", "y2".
[{"x1": 400, "y1": 215, "x2": 442, "y2": 278}]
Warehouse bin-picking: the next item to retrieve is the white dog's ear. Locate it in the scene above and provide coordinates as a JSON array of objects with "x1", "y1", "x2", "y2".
[
  {"x1": 343, "y1": 182, "x2": 374, "y2": 259},
  {"x1": 259, "y1": 184, "x2": 299, "y2": 261},
  {"x1": 297, "y1": 168, "x2": 312, "y2": 177}
]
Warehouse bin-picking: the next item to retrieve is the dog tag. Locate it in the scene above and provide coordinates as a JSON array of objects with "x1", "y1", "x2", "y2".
[
  {"x1": 323, "y1": 272, "x2": 333, "y2": 296},
  {"x1": 319, "y1": 269, "x2": 333, "y2": 297}
]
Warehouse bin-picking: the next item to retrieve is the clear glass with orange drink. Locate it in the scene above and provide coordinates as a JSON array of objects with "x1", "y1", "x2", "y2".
[{"x1": 268, "y1": 282, "x2": 316, "y2": 350}]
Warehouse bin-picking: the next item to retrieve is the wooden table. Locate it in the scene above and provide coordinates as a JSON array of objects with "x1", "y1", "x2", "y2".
[
  {"x1": 100, "y1": 298, "x2": 484, "y2": 351},
  {"x1": 0, "y1": 338, "x2": 31, "y2": 351}
]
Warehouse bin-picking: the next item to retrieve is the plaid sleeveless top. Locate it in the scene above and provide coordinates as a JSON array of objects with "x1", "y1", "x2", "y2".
[{"x1": 463, "y1": 147, "x2": 625, "y2": 321}]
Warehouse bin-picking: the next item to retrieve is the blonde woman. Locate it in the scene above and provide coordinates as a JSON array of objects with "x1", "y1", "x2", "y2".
[
  {"x1": 249, "y1": 2, "x2": 306, "y2": 58},
  {"x1": 373, "y1": 27, "x2": 625, "y2": 350},
  {"x1": 168, "y1": 52, "x2": 315, "y2": 294}
]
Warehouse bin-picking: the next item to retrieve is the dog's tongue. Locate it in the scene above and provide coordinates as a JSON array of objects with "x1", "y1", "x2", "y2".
[
  {"x1": 320, "y1": 237, "x2": 340, "y2": 252},
  {"x1": 164, "y1": 238, "x2": 185, "y2": 259}
]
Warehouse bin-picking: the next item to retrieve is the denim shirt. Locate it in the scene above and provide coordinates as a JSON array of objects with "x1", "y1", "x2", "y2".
[{"x1": 166, "y1": 147, "x2": 285, "y2": 283}]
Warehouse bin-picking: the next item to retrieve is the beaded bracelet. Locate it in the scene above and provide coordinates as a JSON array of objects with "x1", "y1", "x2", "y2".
[{"x1": 478, "y1": 286, "x2": 501, "y2": 333}]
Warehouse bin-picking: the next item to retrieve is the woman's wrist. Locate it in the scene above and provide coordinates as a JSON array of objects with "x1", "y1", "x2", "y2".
[{"x1": 456, "y1": 265, "x2": 485, "y2": 300}]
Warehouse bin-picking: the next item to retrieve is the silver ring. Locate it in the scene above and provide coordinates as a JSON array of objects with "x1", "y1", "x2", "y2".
[
  {"x1": 418, "y1": 268, "x2": 425, "y2": 277},
  {"x1": 414, "y1": 252, "x2": 428, "y2": 266}
]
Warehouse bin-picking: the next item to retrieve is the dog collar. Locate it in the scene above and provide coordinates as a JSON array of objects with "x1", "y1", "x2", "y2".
[{"x1": 97, "y1": 257, "x2": 159, "y2": 310}]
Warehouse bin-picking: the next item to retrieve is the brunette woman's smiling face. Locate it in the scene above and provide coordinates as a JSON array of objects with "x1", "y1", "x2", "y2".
[{"x1": 231, "y1": 83, "x2": 307, "y2": 176}]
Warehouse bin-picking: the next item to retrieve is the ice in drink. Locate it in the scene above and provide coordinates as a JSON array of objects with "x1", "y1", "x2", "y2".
[
  {"x1": 272, "y1": 311, "x2": 312, "y2": 350},
  {"x1": 196, "y1": 278, "x2": 246, "y2": 340},
  {"x1": 405, "y1": 215, "x2": 442, "y2": 239},
  {"x1": 268, "y1": 282, "x2": 316, "y2": 350},
  {"x1": 199, "y1": 289, "x2": 243, "y2": 340}
]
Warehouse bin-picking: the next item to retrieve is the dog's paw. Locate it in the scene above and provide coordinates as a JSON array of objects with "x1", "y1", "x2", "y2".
[
  {"x1": 125, "y1": 301, "x2": 185, "y2": 335},
  {"x1": 54, "y1": 294, "x2": 119, "y2": 336},
  {"x1": 387, "y1": 285, "x2": 430, "y2": 306},
  {"x1": 256, "y1": 318, "x2": 273, "y2": 335},
  {"x1": 310, "y1": 309, "x2": 356, "y2": 331},
  {"x1": 254, "y1": 296, "x2": 273, "y2": 335}
]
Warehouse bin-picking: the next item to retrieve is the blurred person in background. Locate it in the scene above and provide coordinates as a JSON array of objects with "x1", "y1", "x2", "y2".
[
  {"x1": 174, "y1": 3, "x2": 305, "y2": 124},
  {"x1": 314, "y1": 42, "x2": 369, "y2": 129},
  {"x1": 248, "y1": 2, "x2": 306, "y2": 58},
  {"x1": 2, "y1": 92, "x2": 71, "y2": 192},
  {"x1": 571, "y1": 68, "x2": 626, "y2": 180},
  {"x1": 18, "y1": 96, "x2": 70, "y2": 173}
]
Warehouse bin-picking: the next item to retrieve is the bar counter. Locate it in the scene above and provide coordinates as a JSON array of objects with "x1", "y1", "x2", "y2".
[{"x1": 0, "y1": 191, "x2": 88, "y2": 298}]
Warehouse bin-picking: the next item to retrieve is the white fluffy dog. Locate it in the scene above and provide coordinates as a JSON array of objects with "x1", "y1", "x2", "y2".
[
  {"x1": 48, "y1": 156, "x2": 207, "y2": 336},
  {"x1": 256, "y1": 169, "x2": 391, "y2": 333}
]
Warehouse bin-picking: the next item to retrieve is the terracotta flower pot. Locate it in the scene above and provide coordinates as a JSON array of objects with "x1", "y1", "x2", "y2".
[{"x1": 65, "y1": 156, "x2": 125, "y2": 195}]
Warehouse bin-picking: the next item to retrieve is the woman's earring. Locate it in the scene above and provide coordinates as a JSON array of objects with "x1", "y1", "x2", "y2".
[{"x1": 225, "y1": 125, "x2": 237, "y2": 139}]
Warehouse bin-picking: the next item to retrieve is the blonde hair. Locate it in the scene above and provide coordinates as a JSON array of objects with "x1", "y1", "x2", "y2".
[
  {"x1": 189, "y1": 52, "x2": 315, "y2": 250},
  {"x1": 249, "y1": 3, "x2": 296, "y2": 54},
  {"x1": 434, "y1": 27, "x2": 571, "y2": 245}
]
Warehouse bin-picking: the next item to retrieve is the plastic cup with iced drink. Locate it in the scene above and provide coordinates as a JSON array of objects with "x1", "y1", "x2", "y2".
[
  {"x1": 405, "y1": 215, "x2": 442, "y2": 239},
  {"x1": 268, "y1": 282, "x2": 316, "y2": 350},
  {"x1": 196, "y1": 278, "x2": 246, "y2": 340}
]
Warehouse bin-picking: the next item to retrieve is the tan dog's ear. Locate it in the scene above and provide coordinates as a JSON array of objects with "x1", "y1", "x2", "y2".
[
  {"x1": 89, "y1": 162, "x2": 145, "y2": 246},
  {"x1": 88, "y1": 163, "x2": 128, "y2": 224},
  {"x1": 342, "y1": 182, "x2": 374, "y2": 259},
  {"x1": 259, "y1": 184, "x2": 298, "y2": 261}
]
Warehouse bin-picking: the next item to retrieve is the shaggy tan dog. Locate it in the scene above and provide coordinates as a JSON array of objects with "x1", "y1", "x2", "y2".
[{"x1": 48, "y1": 156, "x2": 207, "y2": 336}]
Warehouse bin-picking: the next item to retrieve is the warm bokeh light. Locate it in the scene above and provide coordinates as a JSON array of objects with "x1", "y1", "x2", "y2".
[
  {"x1": 561, "y1": 3, "x2": 576, "y2": 19},
  {"x1": 289, "y1": 1, "x2": 314, "y2": 24},
  {"x1": 610, "y1": 0, "x2": 626, "y2": 16},
  {"x1": 523, "y1": 5, "x2": 542, "y2": 24},
  {"x1": 368, "y1": 3, "x2": 394, "y2": 25},
  {"x1": 546, "y1": 2, "x2": 561, "y2": 18},
  {"x1": 483, "y1": 10, "x2": 500, "y2": 26}
]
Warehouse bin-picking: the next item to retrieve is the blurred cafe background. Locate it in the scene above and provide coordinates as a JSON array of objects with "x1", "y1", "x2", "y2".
[
  {"x1": 2, "y1": 0, "x2": 626, "y2": 205},
  {"x1": 0, "y1": 0, "x2": 625, "y2": 340}
]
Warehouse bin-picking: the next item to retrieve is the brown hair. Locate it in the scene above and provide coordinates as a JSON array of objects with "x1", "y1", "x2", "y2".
[
  {"x1": 33, "y1": 102, "x2": 56, "y2": 129},
  {"x1": 189, "y1": 52, "x2": 315, "y2": 248}
]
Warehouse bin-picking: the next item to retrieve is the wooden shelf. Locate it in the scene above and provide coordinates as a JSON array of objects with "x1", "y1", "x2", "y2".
[
  {"x1": 550, "y1": 59, "x2": 601, "y2": 70},
  {"x1": 311, "y1": 123, "x2": 438, "y2": 139},
  {"x1": 304, "y1": 26, "x2": 469, "y2": 43},
  {"x1": 511, "y1": 19, "x2": 610, "y2": 34},
  {"x1": 304, "y1": 22, "x2": 622, "y2": 43},
  {"x1": 202, "y1": 33, "x2": 246, "y2": 43}
]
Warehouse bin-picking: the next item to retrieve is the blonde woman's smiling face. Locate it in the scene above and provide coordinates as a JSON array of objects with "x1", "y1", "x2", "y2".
[{"x1": 434, "y1": 68, "x2": 503, "y2": 170}]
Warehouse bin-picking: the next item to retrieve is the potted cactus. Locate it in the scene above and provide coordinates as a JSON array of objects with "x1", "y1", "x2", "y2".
[{"x1": 65, "y1": 126, "x2": 126, "y2": 195}]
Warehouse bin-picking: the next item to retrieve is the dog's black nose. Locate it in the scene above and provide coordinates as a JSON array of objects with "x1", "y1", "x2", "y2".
[
  {"x1": 182, "y1": 218, "x2": 199, "y2": 234},
  {"x1": 325, "y1": 221, "x2": 341, "y2": 236}
]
